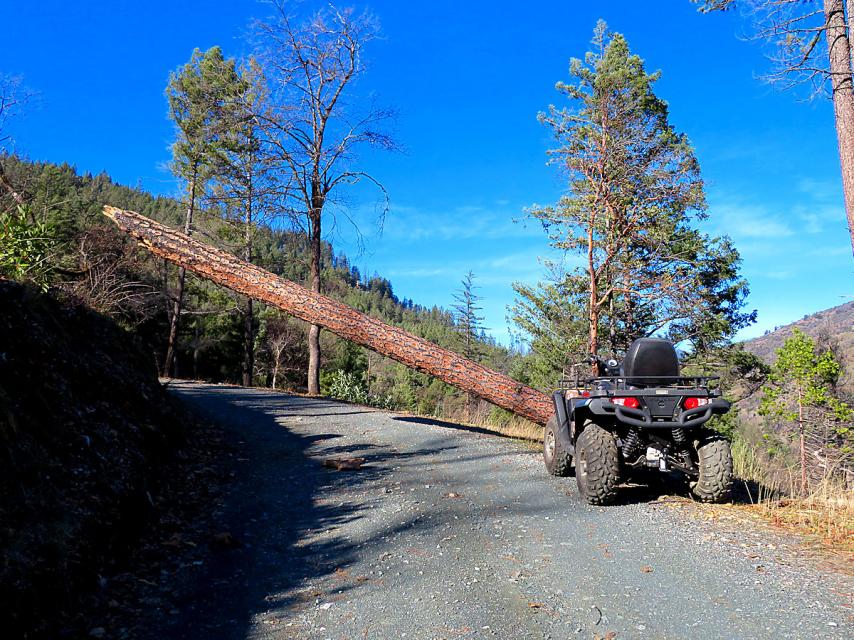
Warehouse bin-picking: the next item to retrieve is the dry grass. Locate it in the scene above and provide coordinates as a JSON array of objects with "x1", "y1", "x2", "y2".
[
  {"x1": 731, "y1": 438, "x2": 854, "y2": 552},
  {"x1": 474, "y1": 415, "x2": 542, "y2": 442},
  {"x1": 442, "y1": 401, "x2": 543, "y2": 442}
]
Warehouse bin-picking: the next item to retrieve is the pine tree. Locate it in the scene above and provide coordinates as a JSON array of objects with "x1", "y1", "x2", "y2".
[
  {"x1": 512, "y1": 22, "x2": 753, "y2": 380},
  {"x1": 164, "y1": 47, "x2": 242, "y2": 377},
  {"x1": 206, "y1": 56, "x2": 276, "y2": 386},
  {"x1": 759, "y1": 328, "x2": 852, "y2": 494},
  {"x1": 452, "y1": 271, "x2": 486, "y2": 362}
]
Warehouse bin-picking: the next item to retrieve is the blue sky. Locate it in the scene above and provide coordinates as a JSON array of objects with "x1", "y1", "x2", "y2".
[{"x1": 3, "y1": 0, "x2": 852, "y2": 346}]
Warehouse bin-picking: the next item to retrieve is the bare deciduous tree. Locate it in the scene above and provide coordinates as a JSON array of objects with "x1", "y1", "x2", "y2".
[
  {"x1": 0, "y1": 74, "x2": 32, "y2": 206},
  {"x1": 695, "y1": 0, "x2": 854, "y2": 255},
  {"x1": 254, "y1": 2, "x2": 396, "y2": 394},
  {"x1": 260, "y1": 313, "x2": 305, "y2": 389}
]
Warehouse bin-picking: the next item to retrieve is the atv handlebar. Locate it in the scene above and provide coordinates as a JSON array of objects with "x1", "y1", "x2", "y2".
[{"x1": 588, "y1": 354, "x2": 621, "y2": 377}]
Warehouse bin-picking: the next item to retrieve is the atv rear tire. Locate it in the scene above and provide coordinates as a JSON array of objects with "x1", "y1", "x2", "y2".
[
  {"x1": 575, "y1": 424, "x2": 620, "y2": 505},
  {"x1": 692, "y1": 435, "x2": 733, "y2": 503},
  {"x1": 543, "y1": 415, "x2": 573, "y2": 477}
]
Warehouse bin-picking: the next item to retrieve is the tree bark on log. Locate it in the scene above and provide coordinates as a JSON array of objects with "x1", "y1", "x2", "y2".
[{"x1": 103, "y1": 205, "x2": 556, "y2": 426}]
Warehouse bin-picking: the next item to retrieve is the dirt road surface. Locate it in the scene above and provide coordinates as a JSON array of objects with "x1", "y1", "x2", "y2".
[{"x1": 148, "y1": 381, "x2": 851, "y2": 639}]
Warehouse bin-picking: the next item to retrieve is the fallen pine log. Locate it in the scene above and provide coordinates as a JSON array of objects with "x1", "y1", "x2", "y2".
[{"x1": 103, "y1": 205, "x2": 555, "y2": 426}]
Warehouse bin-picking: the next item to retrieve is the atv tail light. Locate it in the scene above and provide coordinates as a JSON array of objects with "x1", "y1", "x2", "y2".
[
  {"x1": 612, "y1": 397, "x2": 640, "y2": 409},
  {"x1": 683, "y1": 397, "x2": 710, "y2": 410}
]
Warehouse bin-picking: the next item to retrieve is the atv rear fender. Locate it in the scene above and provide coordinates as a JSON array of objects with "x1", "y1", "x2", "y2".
[{"x1": 551, "y1": 391, "x2": 575, "y2": 455}]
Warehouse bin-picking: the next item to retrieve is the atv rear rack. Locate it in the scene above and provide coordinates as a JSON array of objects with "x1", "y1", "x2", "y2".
[{"x1": 557, "y1": 374, "x2": 721, "y2": 394}]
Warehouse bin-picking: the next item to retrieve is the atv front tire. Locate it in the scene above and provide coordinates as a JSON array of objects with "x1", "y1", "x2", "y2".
[
  {"x1": 692, "y1": 435, "x2": 733, "y2": 503},
  {"x1": 575, "y1": 424, "x2": 621, "y2": 505},
  {"x1": 543, "y1": 415, "x2": 573, "y2": 477}
]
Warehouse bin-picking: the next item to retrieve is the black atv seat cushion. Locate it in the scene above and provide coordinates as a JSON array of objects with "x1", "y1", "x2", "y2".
[{"x1": 622, "y1": 338, "x2": 679, "y2": 383}]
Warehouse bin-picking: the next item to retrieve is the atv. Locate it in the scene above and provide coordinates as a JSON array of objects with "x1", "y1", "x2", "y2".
[{"x1": 543, "y1": 337, "x2": 734, "y2": 505}]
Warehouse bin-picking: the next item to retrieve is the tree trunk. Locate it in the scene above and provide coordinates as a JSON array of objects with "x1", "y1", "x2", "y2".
[
  {"x1": 848, "y1": 0, "x2": 854, "y2": 72},
  {"x1": 825, "y1": 0, "x2": 854, "y2": 255},
  {"x1": 798, "y1": 387, "x2": 808, "y2": 495},
  {"x1": 800, "y1": 428, "x2": 808, "y2": 495},
  {"x1": 193, "y1": 319, "x2": 200, "y2": 380},
  {"x1": 163, "y1": 174, "x2": 197, "y2": 377},
  {"x1": 587, "y1": 217, "x2": 599, "y2": 371},
  {"x1": 0, "y1": 161, "x2": 25, "y2": 205},
  {"x1": 163, "y1": 268, "x2": 186, "y2": 377},
  {"x1": 608, "y1": 289, "x2": 616, "y2": 355},
  {"x1": 243, "y1": 298, "x2": 254, "y2": 386},
  {"x1": 242, "y1": 196, "x2": 254, "y2": 387},
  {"x1": 272, "y1": 348, "x2": 281, "y2": 389},
  {"x1": 104, "y1": 206, "x2": 556, "y2": 425},
  {"x1": 307, "y1": 188, "x2": 323, "y2": 395}
]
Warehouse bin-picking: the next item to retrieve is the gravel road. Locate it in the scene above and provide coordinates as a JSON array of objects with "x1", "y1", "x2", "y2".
[{"x1": 158, "y1": 381, "x2": 851, "y2": 640}]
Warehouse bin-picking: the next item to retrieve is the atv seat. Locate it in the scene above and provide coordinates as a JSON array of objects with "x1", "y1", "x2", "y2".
[{"x1": 621, "y1": 338, "x2": 679, "y2": 386}]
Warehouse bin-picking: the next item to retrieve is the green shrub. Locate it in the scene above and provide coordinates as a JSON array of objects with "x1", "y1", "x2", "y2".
[
  {"x1": 326, "y1": 369, "x2": 395, "y2": 410},
  {"x1": 328, "y1": 369, "x2": 370, "y2": 405},
  {"x1": 0, "y1": 206, "x2": 55, "y2": 290}
]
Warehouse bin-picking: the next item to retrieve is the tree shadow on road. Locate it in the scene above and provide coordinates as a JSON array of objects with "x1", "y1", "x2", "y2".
[
  {"x1": 393, "y1": 415, "x2": 527, "y2": 440},
  {"x1": 127, "y1": 385, "x2": 471, "y2": 639}
]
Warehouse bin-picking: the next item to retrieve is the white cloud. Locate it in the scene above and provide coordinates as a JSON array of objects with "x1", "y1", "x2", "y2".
[
  {"x1": 711, "y1": 202, "x2": 795, "y2": 239},
  {"x1": 763, "y1": 270, "x2": 792, "y2": 280},
  {"x1": 796, "y1": 177, "x2": 841, "y2": 200},
  {"x1": 350, "y1": 201, "x2": 545, "y2": 243}
]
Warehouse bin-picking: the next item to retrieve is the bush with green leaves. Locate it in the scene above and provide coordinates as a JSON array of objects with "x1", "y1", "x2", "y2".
[
  {"x1": 327, "y1": 369, "x2": 370, "y2": 404},
  {"x1": 0, "y1": 206, "x2": 55, "y2": 290},
  {"x1": 326, "y1": 369, "x2": 396, "y2": 410}
]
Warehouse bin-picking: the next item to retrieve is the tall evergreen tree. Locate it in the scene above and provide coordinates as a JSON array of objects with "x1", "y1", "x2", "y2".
[
  {"x1": 164, "y1": 47, "x2": 242, "y2": 376},
  {"x1": 452, "y1": 271, "x2": 485, "y2": 362},
  {"x1": 512, "y1": 23, "x2": 754, "y2": 381},
  {"x1": 207, "y1": 57, "x2": 278, "y2": 386}
]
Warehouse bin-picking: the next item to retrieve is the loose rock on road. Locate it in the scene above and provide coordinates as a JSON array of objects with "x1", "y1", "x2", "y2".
[{"x1": 152, "y1": 381, "x2": 850, "y2": 639}]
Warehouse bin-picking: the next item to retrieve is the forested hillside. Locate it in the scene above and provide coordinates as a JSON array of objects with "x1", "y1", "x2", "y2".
[
  {"x1": 0, "y1": 156, "x2": 525, "y2": 426},
  {"x1": 727, "y1": 303, "x2": 854, "y2": 489}
]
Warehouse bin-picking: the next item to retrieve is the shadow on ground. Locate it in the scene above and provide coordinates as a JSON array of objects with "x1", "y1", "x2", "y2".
[
  {"x1": 129, "y1": 385, "x2": 405, "y2": 639},
  {"x1": 393, "y1": 415, "x2": 532, "y2": 439},
  {"x1": 133, "y1": 384, "x2": 496, "y2": 639}
]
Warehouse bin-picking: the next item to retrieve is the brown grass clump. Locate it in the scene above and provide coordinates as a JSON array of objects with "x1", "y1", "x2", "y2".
[
  {"x1": 731, "y1": 438, "x2": 854, "y2": 552},
  {"x1": 440, "y1": 401, "x2": 543, "y2": 442}
]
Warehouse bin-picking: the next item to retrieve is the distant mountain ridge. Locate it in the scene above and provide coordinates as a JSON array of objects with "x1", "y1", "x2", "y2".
[{"x1": 742, "y1": 300, "x2": 853, "y2": 394}]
